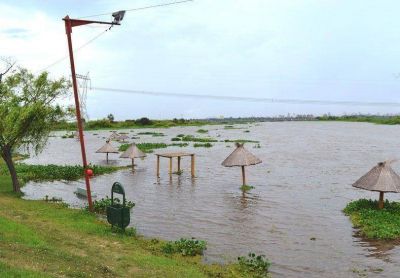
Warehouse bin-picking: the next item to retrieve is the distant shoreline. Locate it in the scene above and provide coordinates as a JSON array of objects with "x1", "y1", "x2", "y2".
[{"x1": 53, "y1": 115, "x2": 400, "y2": 131}]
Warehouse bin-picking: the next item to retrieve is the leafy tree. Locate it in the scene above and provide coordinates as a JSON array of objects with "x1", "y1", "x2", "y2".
[
  {"x1": 107, "y1": 113, "x2": 114, "y2": 122},
  {"x1": 0, "y1": 68, "x2": 69, "y2": 192},
  {"x1": 136, "y1": 117, "x2": 152, "y2": 125}
]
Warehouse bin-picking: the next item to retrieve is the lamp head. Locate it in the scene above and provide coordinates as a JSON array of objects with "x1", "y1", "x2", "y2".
[{"x1": 112, "y1": 10, "x2": 125, "y2": 24}]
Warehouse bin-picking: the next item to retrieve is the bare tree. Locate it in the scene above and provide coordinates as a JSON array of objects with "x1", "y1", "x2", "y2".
[{"x1": 0, "y1": 57, "x2": 16, "y2": 83}]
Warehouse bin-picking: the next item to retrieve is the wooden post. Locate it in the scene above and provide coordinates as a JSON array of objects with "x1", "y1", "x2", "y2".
[
  {"x1": 156, "y1": 155, "x2": 160, "y2": 177},
  {"x1": 131, "y1": 158, "x2": 135, "y2": 171},
  {"x1": 191, "y1": 154, "x2": 195, "y2": 177},
  {"x1": 169, "y1": 157, "x2": 172, "y2": 175},
  {"x1": 106, "y1": 152, "x2": 109, "y2": 163},
  {"x1": 177, "y1": 156, "x2": 181, "y2": 172},
  {"x1": 379, "y1": 192, "x2": 384, "y2": 209},
  {"x1": 241, "y1": 166, "x2": 246, "y2": 186}
]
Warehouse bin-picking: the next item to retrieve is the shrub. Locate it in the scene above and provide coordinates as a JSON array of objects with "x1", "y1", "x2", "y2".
[
  {"x1": 238, "y1": 253, "x2": 271, "y2": 277},
  {"x1": 162, "y1": 238, "x2": 207, "y2": 256}
]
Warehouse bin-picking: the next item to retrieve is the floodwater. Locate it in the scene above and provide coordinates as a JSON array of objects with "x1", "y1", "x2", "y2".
[{"x1": 22, "y1": 122, "x2": 400, "y2": 277}]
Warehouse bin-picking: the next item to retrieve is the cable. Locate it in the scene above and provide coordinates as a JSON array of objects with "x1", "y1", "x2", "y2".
[
  {"x1": 78, "y1": 0, "x2": 194, "y2": 19},
  {"x1": 88, "y1": 86, "x2": 400, "y2": 107},
  {"x1": 36, "y1": 27, "x2": 110, "y2": 73}
]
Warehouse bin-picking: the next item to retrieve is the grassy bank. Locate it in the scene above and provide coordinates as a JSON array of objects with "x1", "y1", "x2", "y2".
[
  {"x1": 316, "y1": 115, "x2": 400, "y2": 125},
  {"x1": 0, "y1": 159, "x2": 258, "y2": 277},
  {"x1": 344, "y1": 199, "x2": 400, "y2": 239}
]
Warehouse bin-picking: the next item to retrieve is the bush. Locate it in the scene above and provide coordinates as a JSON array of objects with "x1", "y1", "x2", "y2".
[
  {"x1": 162, "y1": 238, "x2": 207, "y2": 256},
  {"x1": 238, "y1": 253, "x2": 271, "y2": 277}
]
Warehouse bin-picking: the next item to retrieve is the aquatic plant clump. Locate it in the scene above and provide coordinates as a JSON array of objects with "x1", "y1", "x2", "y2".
[
  {"x1": 196, "y1": 129, "x2": 208, "y2": 133},
  {"x1": 193, "y1": 143, "x2": 213, "y2": 148},
  {"x1": 119, "y1": 143, "x2": 168, "y2": 153},
  {"x1": 224, "y1": 139, "x2": 260, "y2": 143},
  {"x1": 238, "y1": 253, "x2": 271, "y2": 277},
  {"x1": 137, "y1": 132, "x2": 165, "y2": 137},
  {"x1": 0, "y1": 164, "x2": 120, "y2": 184},
  {"x1": 162, "y1": 238, "x2": 207, "y2": 256},
  {"x1": 344, "y1": 199, "x2": 400, "y2": 239},
  {"x1": 240, "y1": 185, "x2": 255, "y2": 192},
  {"x1": 181, "y1": 135, "x2": 217, "y2": 143}
]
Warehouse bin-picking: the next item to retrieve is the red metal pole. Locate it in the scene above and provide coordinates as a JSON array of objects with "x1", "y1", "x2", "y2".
[{"x1": 64, "y1": 16, "x2": 93, "y2": 211}]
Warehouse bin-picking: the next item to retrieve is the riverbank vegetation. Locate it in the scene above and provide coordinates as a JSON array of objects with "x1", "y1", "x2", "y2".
[
  {"x1": 344, "y1": 199, "x2": 400, "y2": 239},
  {"x1": 0, "y1": 163, "x2": 122, "y2": 184}
]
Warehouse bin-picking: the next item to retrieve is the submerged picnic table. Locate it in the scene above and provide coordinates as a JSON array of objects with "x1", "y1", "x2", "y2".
[{"x1": 156, "y1": 152, "x2": 195, "y2": 178}]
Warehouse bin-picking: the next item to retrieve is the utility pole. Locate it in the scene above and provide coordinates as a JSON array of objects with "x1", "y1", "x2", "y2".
[{"x1": 63, "y1": 12, "x2": 124, "y2": 211}]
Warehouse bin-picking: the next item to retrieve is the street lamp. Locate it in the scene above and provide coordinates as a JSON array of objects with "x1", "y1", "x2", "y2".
[{"x1": 63, "y1": 13, "x2": 124, "y2": 211}]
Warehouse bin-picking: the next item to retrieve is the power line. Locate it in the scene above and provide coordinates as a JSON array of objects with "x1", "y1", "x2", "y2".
[
  {"x1": 36, "y1": 27, "x2": 110, "y2": 73},
  {"x1": 78, "y1": 0, "x2": 194, "y2": 19},
  {"x1": 88, "y1": 86, "x2": 400, "y2": 107}
]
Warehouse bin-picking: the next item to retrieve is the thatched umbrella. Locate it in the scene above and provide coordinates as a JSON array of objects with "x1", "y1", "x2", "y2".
[
  {"x1": 96, "y1": 140, "x2": 119, "y2": 163},
  {"x1": 120, "y1": 143, "x2": 146, "y2": 171},
  {"x1": 353, "y1": 161, "x2": 400, "y2": 209},
  {"x1": 108, "y1": 131, "x2": 120, "y2": 141},
  {"x1": 118, "y1": 134, "x2": 129, "y2": 142},
  {"x1": 222, "y1": 143, "x2": 262, "y2": 186}
]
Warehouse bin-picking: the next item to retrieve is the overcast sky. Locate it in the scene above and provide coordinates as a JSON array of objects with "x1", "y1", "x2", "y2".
[{"x1": 1, "y1": 0, "x2": 400, "y2": 120}]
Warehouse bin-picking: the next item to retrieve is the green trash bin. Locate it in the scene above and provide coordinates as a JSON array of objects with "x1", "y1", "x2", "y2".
[{"x1": 106, "y1": 182, "x2": 130, "y2": 230}]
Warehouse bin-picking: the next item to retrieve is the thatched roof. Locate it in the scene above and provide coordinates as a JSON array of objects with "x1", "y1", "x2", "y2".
[
  {"x1": 120, "y1": 143, "x2": 146, "y2": 159},
  {"x1": 96, "y1": 141, "x2": 119, "y2": 154},
  {"x1": 108, "y1": 131, "x2": 120, "y2": 140},
  {"x1": 222, "y1": 143, "x2": 262, "y2": 167},
  {"x1": 118, "y1": 134, "x2": 129, "y2": 141},
  {"x1": 353, "y1": 161, "x2": 400, "y2": 193}
]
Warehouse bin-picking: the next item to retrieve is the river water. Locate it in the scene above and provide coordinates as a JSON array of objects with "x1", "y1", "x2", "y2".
[{"x1": 22, "y1": 122, "x2": 400, "y2": 277}]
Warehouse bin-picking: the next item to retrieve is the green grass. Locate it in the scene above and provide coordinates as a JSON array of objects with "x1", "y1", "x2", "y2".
[
  {"x1": 0, "y1": 158, "x2": 249, "y2": 277},
  {"x1": 344, "y1": 199, "x2": 400, "y2": 239}
]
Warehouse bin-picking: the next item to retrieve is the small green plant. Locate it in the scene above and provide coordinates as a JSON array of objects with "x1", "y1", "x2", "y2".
[
  {"x1": 238, "y1": 253, "x2": 271, "y2": 277},
  {"x1": 173, "y1": 170, "x2": 183, "y2": 175},
  {"x1": 240, "y1": 185, "x2": 255, "y2": 192},
  {"x1": 176, "y1": 134, "x2": 185, "y2": 137},
  {"x1": 162, "y1": 238, "x2": 207, "y2": 256},
  {"x1": 90, "y1": 196, "x2": 135, "y2": 214},
  {"x1": 193, "y1": 143, "x2": 213, "y2": 148},
  {"x1": 171, "y1": 137, "x2": 182, "y2": 141}
]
